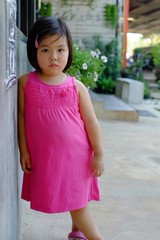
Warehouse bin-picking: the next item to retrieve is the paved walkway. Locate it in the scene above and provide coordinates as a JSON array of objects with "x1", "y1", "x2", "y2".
[{"x1": 20, "y1": 99, "x2": 160, "y2": 240}]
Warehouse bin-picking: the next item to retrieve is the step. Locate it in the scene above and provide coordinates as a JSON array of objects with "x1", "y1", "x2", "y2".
[
  {"x1": 149, "y1": 83, "x2": 159, "y2": 90},
  {"x1": 150, "y1": 92, "x2": 160, "y2": 99},
  {"x1": 89, "y1": 91, "x2": 139, "y2": 122},
  {"x1": 143, "y1": 71, "x2": 157, "y2": 82}
]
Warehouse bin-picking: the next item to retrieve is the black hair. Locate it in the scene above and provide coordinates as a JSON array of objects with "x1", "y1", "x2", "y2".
[{"x1": 27, "y1": 16, "x2": 73, "y2": 72}]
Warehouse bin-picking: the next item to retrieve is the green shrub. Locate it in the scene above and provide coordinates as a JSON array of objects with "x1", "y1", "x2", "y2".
[
  {"x1": 40, "y1": 2, "x2": 52, "y2": 17},
  {"x1": 103, "y1": 39, "x2": 122, "y2": 81},
  {"x1": 94, "y1": 77, "x2": 115, "y2": 93},
  {"x1": 104, "y1": 4, "x2": 118, "y2": 27},
  {"x1": 151, "y1": 44, "x2": 160, "y2": 68},
  {"x1": 144, "y1": 82, "x2": 151, "y2": 99},
  {"x1": 92, "y1": 38, "x2": 122, "y2": 92},
  {"x1": 67, "y1": 45, "x2": 107, "y2": 88}
]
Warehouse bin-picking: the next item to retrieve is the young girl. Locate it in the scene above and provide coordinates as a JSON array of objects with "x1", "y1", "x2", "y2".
[{"x1": 18, "y1": 16, "x2": 104, "y2": 240}]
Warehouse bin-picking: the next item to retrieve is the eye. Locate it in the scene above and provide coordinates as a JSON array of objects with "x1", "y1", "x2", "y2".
[
  {"x1": 42, "y1": 48, "x2": 49, "y2": 53},
  {"x1": 58, "y1": 49, "x2": 64, "y2": 52}
]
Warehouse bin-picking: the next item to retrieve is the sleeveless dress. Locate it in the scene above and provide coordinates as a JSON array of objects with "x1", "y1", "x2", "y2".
[{"x1": 21, "y1": 71, "x2": 100, "y2": 213}]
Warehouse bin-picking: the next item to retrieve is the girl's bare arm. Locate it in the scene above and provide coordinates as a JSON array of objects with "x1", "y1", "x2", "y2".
[
  {"x1": 18, "y1": 74, "x2": 32, "y2": 173},
  {"x1": 76, "y1": 80, "x2": 104, "y2": 177}
]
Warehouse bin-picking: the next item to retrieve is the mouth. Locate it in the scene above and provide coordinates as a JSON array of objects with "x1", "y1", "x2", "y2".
[{"x1": 49, "y1": 64, "x2": 58, "y2": 67}]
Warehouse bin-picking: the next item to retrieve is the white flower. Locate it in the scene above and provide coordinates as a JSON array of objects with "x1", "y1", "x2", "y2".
[
  {"x1": 101, "y1": 56, "x2": 108, "y2": 63},
  {"x1": 91, "y1": 51, "x2": 97, "y2": 58},
  {"x1": 91, "y1": 49, "x2": 101, "y2": 58},
  {"x1": 94, "y1": 72, "x2": 98, "y2": 81},
  {"x1": 95, "y1": 49, "x2": 101, "y2": 56},
  {"x1": 82, "y1": 63, "x2": 88, "y2": 70}
]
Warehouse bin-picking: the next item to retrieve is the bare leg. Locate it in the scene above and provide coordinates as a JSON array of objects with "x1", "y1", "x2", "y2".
[
  {"x1": 70, "y1": 217, "x2": 79, "y2": 232},
  {"x1": 70, "y1": 206, "x2": 103, "y2": 240}
]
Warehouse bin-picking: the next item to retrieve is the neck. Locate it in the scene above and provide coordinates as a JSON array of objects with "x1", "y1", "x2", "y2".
[{"x1": 37, "y1": 72, "x2": 67, "y2": 85}]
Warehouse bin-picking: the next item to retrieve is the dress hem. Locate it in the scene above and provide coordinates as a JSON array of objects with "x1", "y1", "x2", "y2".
[{"x1": 21, "y1": 197, "x2": 100, "y2": 214}]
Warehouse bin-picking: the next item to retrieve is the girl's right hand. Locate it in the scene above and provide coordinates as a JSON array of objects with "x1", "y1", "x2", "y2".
[{"x1": 20, "y1": 151, "x2": 32, "y2": 174}]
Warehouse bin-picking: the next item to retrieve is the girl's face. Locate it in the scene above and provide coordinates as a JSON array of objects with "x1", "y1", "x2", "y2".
[{"x1": 37, "y1": 34, "x2": 69, "y2": 76}]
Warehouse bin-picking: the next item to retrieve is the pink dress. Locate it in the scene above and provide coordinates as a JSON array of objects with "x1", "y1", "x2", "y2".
[{"x1": 21, "y1": 71, "x2": 100, "y2": 213}]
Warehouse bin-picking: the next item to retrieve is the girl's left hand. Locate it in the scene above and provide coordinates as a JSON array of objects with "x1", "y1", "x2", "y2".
[{"x1": 91, "y1": 155, "x2": 104, "y2": 177}]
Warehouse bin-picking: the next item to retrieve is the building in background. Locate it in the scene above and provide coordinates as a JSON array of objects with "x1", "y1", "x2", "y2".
[{"x1": 44, "y1": 0, "x2": 124, "y2": 50}]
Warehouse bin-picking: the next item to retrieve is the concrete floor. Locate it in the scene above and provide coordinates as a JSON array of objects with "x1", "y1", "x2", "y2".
[{"x1": 20, "y1": 100, "x2": 160, "y2": 240}]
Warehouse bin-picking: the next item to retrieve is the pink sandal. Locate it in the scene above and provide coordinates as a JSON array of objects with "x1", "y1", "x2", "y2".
[{"x1": 68, "y1": 230, "x2": 88, "y2": 240}]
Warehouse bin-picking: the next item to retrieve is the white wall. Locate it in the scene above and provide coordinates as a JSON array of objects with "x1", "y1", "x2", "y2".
[
  {"x1": 0, "y1": 1, "x2": 19, "y2": 239},
  {"x1": 0, "y1": 1, "x2": 31, "y2": 239},
  {"x1": 50, "y1": 0, "x2": 117, "y2": 48}
]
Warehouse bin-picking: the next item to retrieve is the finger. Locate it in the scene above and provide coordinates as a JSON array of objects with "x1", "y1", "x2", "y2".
[
  {"x1": 21, "y1": 161, "x2": 32, "y2": 174},
  {"x1": 24, "y1": 166, "x2": 32, "y2": 174},
  {"x1": 96, "y1": 169, "x2": 104, "y2": 177},
  {"x1": 91, "y1": 168, "x2": 96, "y2": 177},
  {"x1": 92, "y1": 168, "x2": 100, "y2": 177},
  {"x1": 91, "y1": 163, "x2": 95, "y2": 172},
  {"x1": 26, "y1": 158, "x2": 32, "y2": 172},
  {"x1": 26, "y1": 157, "x2": 31, "y2": 168}
]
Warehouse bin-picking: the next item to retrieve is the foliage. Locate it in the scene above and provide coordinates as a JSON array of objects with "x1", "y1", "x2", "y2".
[
  {"x1": 94, "y1": 77, "x2": 115, "y2": 94},
  {"x1": 40, "y1": 2, "x2": 52, "y2": 17},
  {"x1": 144, "y1": 82, "x2": 151, "y2": 99},
  {"x1": 121, "y1": 47, "x2": 152, "y2": 98},
  {"x1": 61, "y1": 0, "x2": 94, "y2": 6},
  {"x1": 151, "y1": 44, "x2": 160, "y2": 81},
  {"x1": 104, "y1": 4, "x2": 118, "y2": 28},
  {"x1": 151, "y1": 44, "x2": 160, "y2": 68},
  {"x1": 121, "y1": 47, "x2": 144, "y2": 81},
  {"x1": 121, "y1": 64, "x2": 143, "y2": 81},
  {"x1": 67, "y1": 45, "x2": 107, "y2": 89},
  {"x1": 154, "y1": 68, "x2": 160, "y2": 81},
  {"x1": 102, "y1": 39, "x2": 122, "y2": 80},
  {"x1": 157, "y1": 80, "x2": 160, "y2": 89},
  {"x1": 92, "y1": 38, "x2": 122, "y2": 93},
  {"x1": 131, "y1": 47, "x2": 154, "y2": 71}
]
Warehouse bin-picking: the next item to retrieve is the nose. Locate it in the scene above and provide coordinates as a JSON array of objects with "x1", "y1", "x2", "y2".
[{"x1": 49, "y1": 51, "x2": 57, "y2": 61}]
